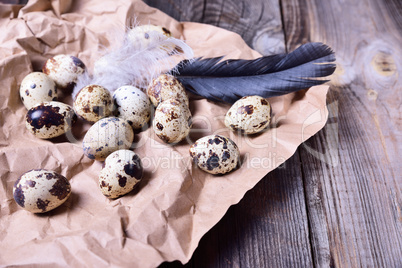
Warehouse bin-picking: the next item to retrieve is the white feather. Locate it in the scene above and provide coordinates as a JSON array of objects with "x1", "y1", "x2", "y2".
[{"x1": 73, "y1": 25, "x2": 194, "y2": 98}]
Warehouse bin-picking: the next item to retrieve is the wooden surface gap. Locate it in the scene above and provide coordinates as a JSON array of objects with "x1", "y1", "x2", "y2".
[
  {"x1": 255, "y1": 2, "x2": 264, "y2": 27},
  {"x1": 231, "y1": 208, "x2": 242, "y2": 268},
  {"x1": 201, "y1": 0, "x2": 208, "y2": 23},
  {"x1": 278, "y1": 0, "x2": 288, "y2": 52},
  {"x1": 298, "y1": 149, "x2": 318, "y2": 268}
]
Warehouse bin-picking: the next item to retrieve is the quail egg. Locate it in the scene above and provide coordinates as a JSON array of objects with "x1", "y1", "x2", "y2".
[
  {"x1": 82, "y1": 117, "x2": 134, "y2": 161},
  {"x1": 42, "y1": 54, "x2": 85, "y2": 91},
  {"x1": 74, "y1": 84, "x2": 113, "y2": 123},
  {"x1": 19, "y1": 72, "x2": 57, "y2": 110},
  {"x1": 13, "y1": 169, "x2": 71, "y2": 213},
  {"x1": 147, "y1": 74, "x2": 189, "y2": 107},
  {"x1": 99, "y1": 149, "x2": 143, "y2": 198},
  {"x1": 153, "y1": 98, "x2": 192, "y2": 143},
  {"x1": 25, "y1": 101, "x2": 76, "y2": 139},
  {"x1": 225, "y1": 96, "x2": 271, "y2": 134},
  {"x1": 189, "y1": 135, "x2": 240, "y2": 175},
  {"x1": 113, "y1": 85, "x2": 151, "y2": 129},
  {"x1": 127, "y1": 24, "x2": 173, "y2": 51}
]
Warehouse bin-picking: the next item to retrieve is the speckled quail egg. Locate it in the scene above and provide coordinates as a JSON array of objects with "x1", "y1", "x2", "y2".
[
  {"x1": 153, "y1": 98, "x2": 192, "y2": 143},
  {"x1": 19, "y1": 72, "x2": 58, "y2": 109},
  {"x1": 74, "y1": 84, "x2": 113, "y2": 123},
  {"x1": 127, "y1": 24, "x2": 174, "y2": 51},
  {"x1": 225, "y1": 96, "x2": 271, "y2": 134},
  {"x1": 13, "y1": 169, "x2": 71, "y2": 213},
  {"x1": 147, "y1": 74, "x2": 189, "y2": 107},
  {"x1": 42, "y1": 54, "x2": 85, "y2": 91},
  {"x1": 189, "y1": 135, "x2": 240, "y2": 175},
  {"x1": 25, "y1": 101, "x2": 76, "y2": 139},
  {"x1": 113, "y1": 85, "x2": 151, "y2": 129},
  {"x1": 82, "y1": 117, "x2": 134, "y2": 161},
  {"x1": 99, "y1": 149, "x2": 143, "y2": 198}
]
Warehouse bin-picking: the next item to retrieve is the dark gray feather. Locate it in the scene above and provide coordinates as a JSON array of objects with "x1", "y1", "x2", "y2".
[{"x1": 174, "y1": 42, "x2": 336, "y2": 103}]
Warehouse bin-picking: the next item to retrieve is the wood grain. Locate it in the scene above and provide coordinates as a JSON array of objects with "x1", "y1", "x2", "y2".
[
  {"x1": 147, "y1": 0, "x2": 402, "y2": 267},
  {"x1": 143, "y1": 0, "x2": 286, "y2": 55},
  {"x1": 159, "y1": 154, "x2": 314, "y2": 268},
  {"x1": 281, "y1": 0, "x2": 402, "y2": 267}
]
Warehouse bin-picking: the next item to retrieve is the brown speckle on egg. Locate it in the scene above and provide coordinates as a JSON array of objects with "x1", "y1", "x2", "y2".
[
  {"x1": 26, "y1": 180, "x2": 36, "y2": 187},
  {"x1": 42, "y1": 58, "x2": 57, "y2": 74},
  {"x1": 36, "y1": 199, "x2": 50, "y2": 212},
  {"x1": 158, "y1": 134, "x2": 170, "y2": 143},
  {"x1": 25, "y1": 101, "x2": 76, "y2": 139},
  {"x1": 156, "y1": 122, "x2": 164, "y2": 130},
  {"x1": 92, "y1": 106, "x2": 103, "y2": 116},
  {"x1": 49, "y1": 175, "x2": 71, "y2": 200},
  {"x1": 27, "y1": 104, "x2": 64, "y2": 129},
  {"x1": 162, "y1": 27, "x2": 171, "y2": 35},
  {"x1": 13, "y1": 183, "x2": 25, "y2": 208},
  {"x1": 117, "y1": 175, "x2": 127, "y2": 187},
  {"x1": 237, "y1": 105, "x2": 254, "y2": 115},
  {"x1": 206, "y1": 153, "x2": 220, "y2": 171},
  {"x1": 222, "y1": 151, "x2": 230, "y2": 162},
  {"x1": 123, "y1": 161, "x2": 143, "y2": 179}
]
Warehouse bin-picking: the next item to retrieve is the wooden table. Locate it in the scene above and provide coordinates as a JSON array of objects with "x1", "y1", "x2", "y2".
[
  {"x1": 2, "y1": 0, "x2": 400, "y2": 266},
  {"x1": 142, "y1": 0, "x2": 402, "y2": 267}
]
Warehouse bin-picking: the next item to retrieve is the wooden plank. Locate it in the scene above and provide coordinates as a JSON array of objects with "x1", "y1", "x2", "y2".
[
  {"x1": 159, "y1": 154, "x2": 314, "y2": 268},
  {"x1": 145, "y1": 0, "x2": 316, "y2": 267},
  {"x1": 143, "y1": 0, "x2": 286, "y2": 55},
  {"x1": 191, "y1": 154, "x2": 314, "y2": 268},
  {"x1": 281, "y1": 0, "x2": 402, "y2": 266}
]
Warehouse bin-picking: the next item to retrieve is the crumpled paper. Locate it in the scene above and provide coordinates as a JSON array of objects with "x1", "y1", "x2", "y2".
[{"x1": 0, "y1": 0, "x2": 329, "y2": 267}]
